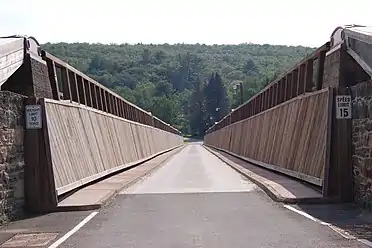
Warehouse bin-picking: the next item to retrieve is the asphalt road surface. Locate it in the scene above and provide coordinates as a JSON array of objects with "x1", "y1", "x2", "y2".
[{"x1": 58, "y1": 144, "x2": 368, "y2": 248}]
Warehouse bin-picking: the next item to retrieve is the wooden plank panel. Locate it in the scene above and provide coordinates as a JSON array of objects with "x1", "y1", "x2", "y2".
[
  {"x1": 236, "y1": 122, "x2": 243, "y2": 155},
  {"x1": 66, "y1": 106, "x2": 90, "y2": 179},
  {"x1": 130, "y1": 123, "x2": 141, "y2": 160},
  {"x1": 286, "y1": 98, "x2": 306, "y2": 172},
  {"x1": 43, "y1": 103, "x2": 66, "y2": 188},
  {"x1": 80, "y1": 108, "x2": 105, "y2": 174},
  {"x1": 117, "y1": 118, "x2": 136, "y2": 163},
  {"x1": 112, "y1": 117, "x2": 127, "y2": 163},
  {"x1": 204, "y1": 88, "x2": 330, "y2": 186},
  {"x1": 241, "y1": 120, "x2": 250, "y2": 158},
  {"x1": 98, "y1": 114, "x2": 117, "y2": 170},
  {"x1": 258, "y1": 112, "x2": 270, "y2": 160},
  {"x1": 304, "y1": 94, "x2": 323, "y2": 176},
  {"x1": 138, "y1": 126, "x2": 146, "y2": 157},
  {"x1": 147, "y1": 128, "x2": 154, "y2": 155},
  {"x1": 268, "y1": 105, "x2": 281, "y2": 165},
  {"x1": 272, "y1": 104, "x2": 288, "y2": 164},
  {"x1": 146, "y1": 127, "x2": 154, "y2": 155},
  {"x1": 137, "y1": 124, "x2": 146, "y2": 159},
  {"x1": 125, "y1": 120, "x2": 138, "y2": 162},
  {"x1": 105, "y1": 117, "x2": 122, "y2": 166},
  {"x1": 293, "y1": 97, "x2": 313, "y2": 174},
  {"x1": 250, "y1": 114, "x2": 260, "y2": 158},
  {"x1": 44, "y1": 100, "x2": 182, "y2": 195},
  {"x1": 276, "y1": 104, "x2": 291, "y2": 167},
  {"x1": 305, "y1": 93, "x2": 326, "y2": 176},
  {"x1": 281, "y1": 100, "x2": 300, "y2": 170},
  {"x1": 46, "y1": 104, "x2": 76, "y2": 187},
  {"x1": 295, "y1": 97, "x2": 314, "y2": 174}
]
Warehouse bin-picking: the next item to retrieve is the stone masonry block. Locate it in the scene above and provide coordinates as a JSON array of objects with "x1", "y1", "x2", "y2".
[
  {"x1": 0, "y1": 170, "x2": 10, "y2": 188},
  {"x1": 30, "y1": 57, "x2": 53, "y2": 99},
  {"x1": 322, "y1": 50, "x2": 341, "y2": 88},
  {"x1": 355, "y1": 147, "x2": 372, "y2": 157},
  {"x1": 353, "y1": 120, "x2": 362, "y2": 133},
  {"x1": 0, "y1": 129, "x2": 15, "y2": 146},
  {"x1": 351, "y1": 80, "x2": 372, "y2": 98},
  {"x1": 0, "y1": 146, "x2": 8, "y2": 164}
]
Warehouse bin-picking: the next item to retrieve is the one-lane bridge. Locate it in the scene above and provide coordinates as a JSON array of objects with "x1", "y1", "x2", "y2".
[{"x1": 0, "y1": 25, "x2": 372, "y2": 247}]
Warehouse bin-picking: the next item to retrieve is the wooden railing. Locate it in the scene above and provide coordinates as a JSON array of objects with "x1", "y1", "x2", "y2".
[
  {"x1": 43, "y1": 99, "x2": 183, "y2": 195},
  {"x1": 24, "y1": 96, "x2": 184, "y2": 212},
  {"x1": 41, "y1": 51, "x2": 180, "y2": 135},
  {"x1": 206, "y1": 42, "x2": 330, "y2": 134},
  {"x1": 205, "y1": 88, "x2": 333, "y2": 186}
]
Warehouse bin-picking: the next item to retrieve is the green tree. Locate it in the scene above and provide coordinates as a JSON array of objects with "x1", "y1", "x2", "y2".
[
  {"x1": 189, "y1": 78, "x2": 206, "y2": 137},
  {"x1": 242, "y1": 58, "x2": 258, "y2": 76},
  {"x1": 151, "y1": 96, "x2": 177, "y2": 125},
  {"x1": 42, "y1": 41, "x2": 315, "y2": 134},
  {"x1": 204, "y1": 72, "x2": 229, "y2": 128}
]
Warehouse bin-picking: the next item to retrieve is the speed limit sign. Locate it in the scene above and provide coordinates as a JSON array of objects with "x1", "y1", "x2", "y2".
[{"x1": 336, "y1": 95, "x2": 352, "y2": 119}]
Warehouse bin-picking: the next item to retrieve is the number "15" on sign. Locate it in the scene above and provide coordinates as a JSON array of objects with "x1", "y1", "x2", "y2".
[{"x1": 336, "y1": 95, "x2": 351, "y2": 119}]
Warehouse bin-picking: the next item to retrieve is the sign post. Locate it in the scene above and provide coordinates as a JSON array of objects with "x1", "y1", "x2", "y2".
[
  {"x1": 25, "y1": 105, "x2": 42, "y2": 129},
  {"x1": 335, "y1": 95, "x2": 351, "y2": 119}
]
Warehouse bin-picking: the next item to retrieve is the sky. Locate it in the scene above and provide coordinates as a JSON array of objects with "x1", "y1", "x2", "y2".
[{"x1": 1, "y1": 0, "x2": 371, "y2": 48}]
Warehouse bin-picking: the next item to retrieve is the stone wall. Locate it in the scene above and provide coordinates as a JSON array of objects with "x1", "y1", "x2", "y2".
[
  {"x1": 351, "y1": 80, "x2": 372, "y2": 208},
  {"x1": 29, "y1": 54, "x2": 53, "y2": 98},
  {"x1": 322, "y1": 48, "x2": 341, "y2": 89},
  {"x1": 322, "y1": 45, "x2": 369, "y2": 90},
  {"x1": 0, "y1": 91, "x2": 25, "y2": 224}
]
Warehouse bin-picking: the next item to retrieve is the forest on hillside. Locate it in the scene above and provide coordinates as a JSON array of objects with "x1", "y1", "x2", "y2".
[{"x1": 42, "y1": 42, "x2": 314, "y2": 135}]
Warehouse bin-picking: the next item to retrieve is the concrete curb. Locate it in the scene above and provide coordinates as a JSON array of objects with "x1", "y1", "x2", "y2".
[
  {"x1": 55, "y1": 145, "x2": 186, "y2": 212},
  {"x1": 203, "y1": 145, "x2": 338, "y2": 204}
]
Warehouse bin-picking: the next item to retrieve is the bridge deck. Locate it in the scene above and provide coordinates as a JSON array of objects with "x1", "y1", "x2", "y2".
[
  {"x1": 0, "y1": 143, "x2": 370, "y2": 247},
  {"x1": 57, "y1": 141, "x2": 324, "y2": 211},
  {"x1": 56, "y1": 144, "x2": 366, "y2": 248}
]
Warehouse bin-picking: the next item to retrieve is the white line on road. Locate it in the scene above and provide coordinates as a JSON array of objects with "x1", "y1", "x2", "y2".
[
  {"x1": 284, "y1": 205, "x2": 372, "y2": 247},
  {"x1": 48, "y1": 211, "x2": 99, "y2": 248},
  {"x1": 359, "y1": 239, "x2": 372, "y2": 247},
  {"x1": 284, "y1": 205, "x2": 330, "y2": 225}
]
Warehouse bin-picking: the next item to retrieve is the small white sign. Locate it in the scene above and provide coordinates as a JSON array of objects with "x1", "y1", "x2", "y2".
[
  {"x1": 336, "y1": 95, "x2": 352, "y2": 119},
  {"x1": 25, "y1": 105, "x2": 42, "y2": 129}
]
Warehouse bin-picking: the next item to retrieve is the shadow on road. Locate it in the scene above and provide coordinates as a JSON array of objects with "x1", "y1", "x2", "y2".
[{"x1": 296, "y1": 203, "x2": 372, "y2": 241}]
